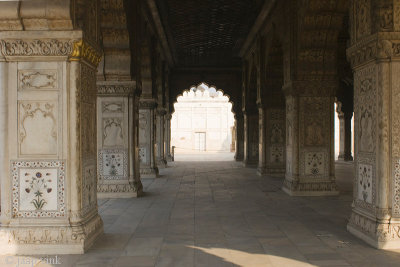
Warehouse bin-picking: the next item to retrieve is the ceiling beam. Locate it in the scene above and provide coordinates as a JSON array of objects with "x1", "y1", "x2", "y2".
[
  {"x1": 145, "y1": 0, "x2": 177, "y2": 66},
  {"x1": 239, "y1": 0, "x2": 277, "y2": 57}
]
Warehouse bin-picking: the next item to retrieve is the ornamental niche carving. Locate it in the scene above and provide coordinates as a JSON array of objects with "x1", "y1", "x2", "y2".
[
  {"x1": 378, "y1": 5, "x2": 394, "y2": 31},
  {"x1": 18, "y1": 102, "x2": 57, "y2": 156},
  {"x1": 302, "y1": 98, "x2": 327, "y2": 147},
  {"x1": 355, "y1": 0, "x2": 371, "y2": 40},
  {"x1": 19, "y1": 70, "x2": 57, "y2": 90},
  {"x1": 102, "y1": 102, "x2": 123, "y2": 113},
  {"x1": 355, "y1": 67, "x2": 376, "y2": 154},
  {"x1": 103, "y1": 118, "x2": 124, "y2": 147}
]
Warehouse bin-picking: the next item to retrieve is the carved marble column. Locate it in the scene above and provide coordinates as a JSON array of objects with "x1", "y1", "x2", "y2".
[
  {"x1": 165, "y1": 114, "x2": 173, "y2": 162},
  {"x1": 96, "y1": 82, "x2": 143, "y2": 198},
  {"x1": 0, "y1": 33, "x2": 103, "y2": 254},
  {"x1": 282, "y1": 84, "x2": 338, "y2": 196},
  {"x1": 234, "y1": 114, "x2": 244, "y2": 161},
  {"x1": 156, "y1": 109, "x2": 167, "y2": 168},
  {"x1": 258, "y1": 107, "x2": 286, "y2": 176},
  {"x1": 337, "y1": 108, "x2": 353, "y2": 161},
  {"x1": 139, "y1": 100, "x2": 159, "y2": 178},
  {"x1": 345, "y1": 0, "x2": 400, "y2": 249},
  {"x1": 257, "y1": 106, "x2": 267, "y2": 174},
  {"x1": 243, "y1": 111, "x2": 259, "y2": 166}
]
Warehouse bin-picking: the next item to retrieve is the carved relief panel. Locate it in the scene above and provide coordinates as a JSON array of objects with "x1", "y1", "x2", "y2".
[
  {"x1": 18, "y1": 101, "x2": 58, "y2": 156},
  {"x1": 16, "y1": 62, "x2": 62, "y2": 158},
  {"x1": 355, "y1": 0, "x2": 371, "y2": 40},
  {"x1": 266, "y1": 109, "x2": 285, "y2": 165},
  {"x1": 97, "y1": 96, "x2": 129, "y2": 181}
]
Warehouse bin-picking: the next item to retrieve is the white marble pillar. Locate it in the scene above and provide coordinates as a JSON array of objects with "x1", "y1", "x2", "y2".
[
  {"x1": 0, "y1": 32, "x2": 103, "y2": 254},
  {"x1": 343, "y1": 0, "x2": 400, "y2": 249},
  {"x1": 257, "y1": 107, "x2": 267, "y2": 174},
  {"x1": 96, "y1": 82, "x2": 143, "y2": 198},
  {"x1": 282, "y1": 91, "x2": 338, "y2": 196},
  {"x1": 234, "y1": 114, "x2": 244, "y2": 161},
  {"x1": 258, "y1": 107, "x2": 286, "y2": 176},
  {"x1": 165, "y1": 114, "x2": 173, "y2": 162},
  {"x1": 337, "y1": 110, "x2": 353, "y2": 161},
  {"x1": 139, "y1": 100, "x2": 159, "y2": 178},
  {"x1": 243, "y1": 111, "x2": 259, "y2": 166},
  {"x1": 156, "y1": 109, "x2": 167, "y2": 168},
  {"x1": 0, "y1": 61, "x2": 6, "y2": 224}
]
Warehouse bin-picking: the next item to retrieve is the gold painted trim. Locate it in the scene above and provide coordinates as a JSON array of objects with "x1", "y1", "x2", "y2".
[{"x1": 69, "y1": 39, "x2": 102, "y2": 67}]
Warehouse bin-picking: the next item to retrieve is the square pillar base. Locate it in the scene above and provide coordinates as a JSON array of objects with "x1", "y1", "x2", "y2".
[
  {"x1": 97, "y1": 182, "x2": 143, "y2": 199},
  {"x1": 282, "y1": 179, "x2": 339, "y2": 196},
  {"x1": 140, "y1": 167, "x2": 159, "y2": 178},
  {"x1": 0, "y1": 214, "x2": 103, "y2": 255},
  {"x1": 347, "y1": 211, "x2": 400, "y2": 249}
]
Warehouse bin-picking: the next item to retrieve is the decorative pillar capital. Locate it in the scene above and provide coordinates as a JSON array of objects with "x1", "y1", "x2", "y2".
[
  {"x1": 69, "y1": 39, "x2": 102, "y2": 67},
  {"x1": 282, "y1": 80, "x2": 338, "y2": 97},
  {"x1": 97, "y1": 81, "x2": 140, "y2": 96},
  {"x1": 139, "y1": 99, "x2": 157, "y2": 109}
]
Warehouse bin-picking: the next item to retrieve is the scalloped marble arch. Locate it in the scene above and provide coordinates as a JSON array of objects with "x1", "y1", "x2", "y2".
[{"x1": 172, "y1": 82, "x2": 236, "y2": 116}]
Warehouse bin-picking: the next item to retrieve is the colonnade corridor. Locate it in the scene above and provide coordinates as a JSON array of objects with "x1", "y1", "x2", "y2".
[{"x1": 2, "y1": 161, "x2": 399, "y2": 267}]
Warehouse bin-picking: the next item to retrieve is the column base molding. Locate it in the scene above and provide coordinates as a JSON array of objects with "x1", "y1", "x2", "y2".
[
  {"x1": 235, "y1": 156, "x2": 244, "y2": 162},
  {"x1": 347, "y1": 210, "x2": 400, "y2": 249},
  {"x1": 166, "y1": 155, "x2": 174, "y2": 162},
  {"x1": 157, "y1": 159, "x2": 167, "y2": 168},
  {"x1": 0, "y1": 214, "x2": 103, "y2": 255},
  {"x1": 140, "y1": 167, "x2": 159, "y2": 178},
  {"x1": 97, "y1": 182, "x2": 143, "y2": 199},
  {"x1": 282, "y1": 179, "x2": 339, "y2": 196},
  {"x1": 257, "y1": 167, "x2": 285, "y2": 177},
  {"x1": 243, "y1": 159, "x2": 258, "y2": 167}
]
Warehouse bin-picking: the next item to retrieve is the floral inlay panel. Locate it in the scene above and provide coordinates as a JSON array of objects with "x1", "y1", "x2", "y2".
[
  {"x1": 358, "y1": 163, "x2": 373, "y2": 204},
  {"x1": 11, "y1": 160, "x2": 65, "y2": 218},
  {"x1": 98, "y1": 149, "x2": 127, "y2": 180},
  {"x1": 305, "y1": 152, "x2": 325, "y2": 176}
]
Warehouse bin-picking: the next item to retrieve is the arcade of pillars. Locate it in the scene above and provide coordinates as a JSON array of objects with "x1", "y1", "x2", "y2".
[{"x1": 0, "y1": 0, "x2": 400, "y2": 254}]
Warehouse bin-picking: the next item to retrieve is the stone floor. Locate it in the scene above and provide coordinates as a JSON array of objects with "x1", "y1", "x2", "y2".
[{"x1": 2, "y1": 160, "x2": 400, "y2": 267}]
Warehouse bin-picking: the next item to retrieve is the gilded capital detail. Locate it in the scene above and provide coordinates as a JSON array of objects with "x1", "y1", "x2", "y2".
[{"x1": 69, "y1": 39, "x2": 102, "y2": 67}]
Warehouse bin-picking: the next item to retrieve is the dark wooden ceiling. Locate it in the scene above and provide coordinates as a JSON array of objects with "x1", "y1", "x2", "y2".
[{"x1": 156, "y1": 0, "x2": 265, "y2": 68}]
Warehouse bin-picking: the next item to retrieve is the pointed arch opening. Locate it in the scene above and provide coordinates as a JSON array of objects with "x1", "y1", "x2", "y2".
[{"x1": 171, "y1": 83, "x2": 236, "y2": 161}]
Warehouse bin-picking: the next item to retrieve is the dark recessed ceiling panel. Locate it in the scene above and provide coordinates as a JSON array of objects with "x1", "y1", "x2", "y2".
[{"x1": 156, "y1": 0, "x2": 264, "y2": 67}]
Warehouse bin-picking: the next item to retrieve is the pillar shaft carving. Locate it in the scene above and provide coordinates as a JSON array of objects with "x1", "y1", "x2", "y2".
[
  {"x1": 165, "y1": 114, "x2": 173, "y2": 162},
  {"x1": 258, "y1": 106, "x2": 286, "y2": 176},
  {"x1": 155, "y1": 109, "x2": 167, "y2": 168},
  {"x1": 282, "y1": 89, "x2": 338, "y2": 196},
  {"x1": 344, "y1": 1, "x2": 400, "y2": 249},
  {"x1": 0, "y1": 31, "x2": 103, "y2": 254},
  {"x1": 235, "y1": 114, "x2": 244, "y2": 161},
  {"x1": 96, "y1": 82, "x2": 143, "y2": 198},
  {"x1": 243, "y1": 111, "x2": 259, "y2": 166},
  {"x1": 337, "y1": 104, "x2": 354, "y2": 161},
  {"x1": 138, "y1": 99, "x2": 159, "y2": 178}
]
